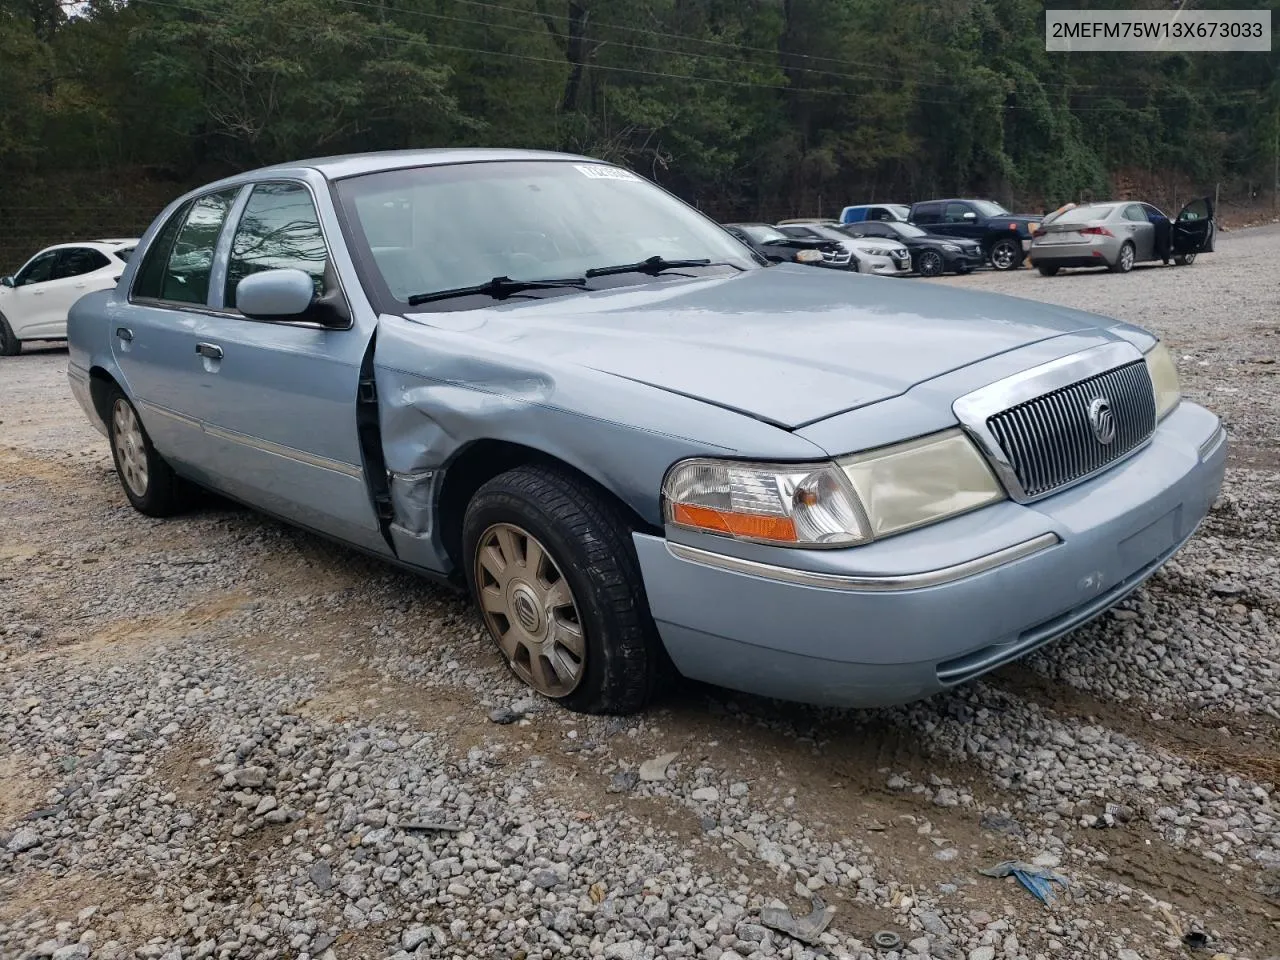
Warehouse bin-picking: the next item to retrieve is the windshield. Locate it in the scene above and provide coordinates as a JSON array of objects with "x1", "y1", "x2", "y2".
[
  {"x1": 740, "y1": 224, "x2": 790, "y2": 243},
  {"x1": 972, "y1": 200, "x2": 1009, "y2": 217},
  {"x1": 887, "y1": 222, "x2": 926, "y2": 238},
  {"x1": 885, "y1": 205, "x2": 910, "y2": 220},
  {"x1": 334, "y1": 160, "x2": 757, "y2": 306}
]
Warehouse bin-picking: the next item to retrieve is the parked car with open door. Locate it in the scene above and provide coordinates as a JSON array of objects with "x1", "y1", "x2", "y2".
[
  {"x1": 0, "y1": 240, "x2": 137, "y2": 355},
  {"x1": 1030, "y1": 198, "x2": 1215, "y2": 276}
]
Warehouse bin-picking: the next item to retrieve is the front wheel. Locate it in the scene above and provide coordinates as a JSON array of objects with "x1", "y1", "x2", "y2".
[
  {"x1": 1174, "y1": 252, "x2": 1197, "y2": 266},
  {"x1": 988, "y1": 238, "x2": 1021, "y2": 271},
  {"x1": 0, "y1": 313, "x2": 20, "y2": 356},
  {"x1": 1110, "y1": 241, "x2": 1135, "y2": 273},
  {"x1": 462, "y1": 465, "x2": 662, "y2": 715},
  {"x1": 1036, "y1": 263, "x2": 1060, "y2": 277},
  {"x1": 916, "y1": 250, "x2": 945, "y2": 277},
  {"x1": 105, "y1": 387, "x2": 190, "y2": 516}
]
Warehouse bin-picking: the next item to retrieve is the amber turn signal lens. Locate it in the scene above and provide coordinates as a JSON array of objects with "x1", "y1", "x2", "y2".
[{"x1": 671, "y1": 503, "x2": 798, "y2": 542}]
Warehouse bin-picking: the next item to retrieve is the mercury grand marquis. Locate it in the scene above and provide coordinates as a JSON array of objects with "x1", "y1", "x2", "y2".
[{"x1": 66, "y1": 149, "x2": 1227, "y2": 715}]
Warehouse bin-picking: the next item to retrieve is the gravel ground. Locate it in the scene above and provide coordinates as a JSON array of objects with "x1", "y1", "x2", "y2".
[{"x1": 2, "y1": 226, "x2": 1278, "y2": 960}]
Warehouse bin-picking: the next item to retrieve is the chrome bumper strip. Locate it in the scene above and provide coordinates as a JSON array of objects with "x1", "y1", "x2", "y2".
[{"x1": 665, "y1": 532, "x2": 1061, "y2": 593}]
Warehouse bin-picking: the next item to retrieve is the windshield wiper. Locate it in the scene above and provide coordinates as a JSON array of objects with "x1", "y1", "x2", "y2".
[
  {"x1": 584, "y1": 255, "x2": 719, "y2": 278},
  {"x1": 406, "y1": 275, "x2": 589, "y2": 306}
]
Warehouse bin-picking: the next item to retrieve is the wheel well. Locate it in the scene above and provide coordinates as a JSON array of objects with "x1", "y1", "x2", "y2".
[
  {"x1": 436, "y1": 440, "x2": 659, "y2": 570},
  {"x1": 88, "y1": 366, "x2": 122, "y2": 426}
]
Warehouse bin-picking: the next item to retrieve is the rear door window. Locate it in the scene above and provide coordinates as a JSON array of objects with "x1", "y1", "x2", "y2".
[
  {"x1": 54, "y1": 247, "x2": 110, "y2": 279},
  {"x1": 912, "y1": 203, "x2": 942, "y2": 224},
  {"x1": 161, "y1": 190, "x2": 240, "y2": 304},
  {"x1": 133, "y1": 202, "x2": 194, "y2": 300}
]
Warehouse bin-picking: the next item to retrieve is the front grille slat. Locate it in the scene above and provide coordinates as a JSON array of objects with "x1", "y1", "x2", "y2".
[{"x1": 986, "y1": 360, "x2": 1156, "y2": 499}]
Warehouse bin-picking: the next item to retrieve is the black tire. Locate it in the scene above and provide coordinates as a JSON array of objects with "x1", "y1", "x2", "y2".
[
  {"x1": 1110, "y1": 241, "x2": 1135, "y2": 273},
  {"x1": 988, "y1": 238, "x2": 1021, "y2": 271},
  {"x1": 462, "y1": 464, "x2": 663, "y2": 715},
  {"x1": 916, "y1": 250, "x2": 945, "y2": 277},
  {"x1": 1036, "y1": 263, "x2": 1060, "y2": 277},
  {"x1": 104, "y1": 385, "x2": 190, "y2": 517},
  {"x1": 0, "y1": 313, "x2": 20, "y2": 356},
  {"x1": 1174, "y1": 252, "x2": 1196, "y2": 266}
]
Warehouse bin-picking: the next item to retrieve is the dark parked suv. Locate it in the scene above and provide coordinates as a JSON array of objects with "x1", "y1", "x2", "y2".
[{"x1": 908, "y1": 199, "x2": 1042, "y2": 271}]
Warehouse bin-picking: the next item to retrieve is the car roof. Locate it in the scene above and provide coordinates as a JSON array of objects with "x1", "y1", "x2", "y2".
[
  {"x1": 195, "y1": 148, "x2": 597, "y2": 192},
  {"x1": 35, "y1": 239, "x2": 139, "y2": 254}
]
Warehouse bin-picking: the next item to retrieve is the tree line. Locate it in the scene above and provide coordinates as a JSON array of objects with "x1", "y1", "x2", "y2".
[{"x1": 1, "y1": 0, "x2": 1277, "y2": 220}]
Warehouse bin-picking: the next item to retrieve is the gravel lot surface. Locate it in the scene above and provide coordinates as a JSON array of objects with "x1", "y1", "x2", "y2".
[{"x1": 2, "y1": 226, "x2": 1278, "y2": 960}]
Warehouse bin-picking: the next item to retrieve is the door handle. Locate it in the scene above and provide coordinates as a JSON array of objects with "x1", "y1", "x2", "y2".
[
  {"x1": 195, "y1": 342, "x2": 223, "y2": 360},
  {"x1": 115, "y1": 327, "x2": 133, "y2": 341}
]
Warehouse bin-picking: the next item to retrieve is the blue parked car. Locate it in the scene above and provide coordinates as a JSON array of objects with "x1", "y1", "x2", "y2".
[
  {"x1": 67, "y1": 149, "x2": 1226, "y2": 715},
  {"x1": 839, "y1": 203, "x2": 910, "y2": 224}
]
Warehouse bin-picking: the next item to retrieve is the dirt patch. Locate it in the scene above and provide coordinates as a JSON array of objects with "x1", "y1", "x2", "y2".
[
  {"x1": 993, "y1": 663, "x2": 1280, "y2": 785},
  {"x1": 0, "y1": 751, "x2": 52, "y2": 826}
]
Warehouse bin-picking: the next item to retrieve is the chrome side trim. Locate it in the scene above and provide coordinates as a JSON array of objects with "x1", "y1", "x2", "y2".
[
  {"x1": 1198, "y1": 423, "x2": 1227, "y2": 461},
  {"x1": 203, "y1": 424, "x2": 364, "y2": 478},
  {"x1": 665, "y1": 532, "x2": 1060, "y2": 593},
  {"x1": 138, "y1": 400, "x2": 202, "y2": 429},
  {"x1": 953, "y1": 341, "x2": 1146, "y2": 503},
  {"x1": 136, "y1": 400, "x2": 363, "y2": 479}
]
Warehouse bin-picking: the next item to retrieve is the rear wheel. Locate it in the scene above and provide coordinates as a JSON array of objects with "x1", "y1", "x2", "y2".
[
  {"x1": 462, "y1": 464, "x2": 662, "y2": 715},
  {"x1": 105, "y1": 386, "x2": 190, "y2": 516},
  {"x1": 1110, "y1": 241, "x2": 1135, "y2": 273},
  {"x1": 916, "y1": 250, "x2": 945, "y2": 277},
  {"x1": 0, "y1": 313, "x2": 19, "y2": 356},
  {"x1": 1174, "y1": 252, "x2": 1197, "y2": 266},
  {"x1": 988, "y1": 238, "x2": 1021, "y2": 271},
  {"x1": 1036, "y1": 263, "x2": 1060, "y2": 277}
]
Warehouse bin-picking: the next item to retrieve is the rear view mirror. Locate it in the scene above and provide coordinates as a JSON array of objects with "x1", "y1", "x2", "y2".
[
  {"x1": 962, "y1": 211, "x2": 977, "y2": 220},
  {"x1": 0, "y1": 276, "x2": 13, "y2": 288},
  {"x1": 236, "y1": 269, "x2": 316, "y2": 320}
]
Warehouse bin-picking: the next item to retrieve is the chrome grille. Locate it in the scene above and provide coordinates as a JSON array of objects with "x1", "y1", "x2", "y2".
[{"x1": 986, "y1": 360, "x2": 1156, "y2": 498}]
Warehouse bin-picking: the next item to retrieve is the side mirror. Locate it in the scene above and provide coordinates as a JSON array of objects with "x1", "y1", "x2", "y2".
[
  {"x1": 236, "y1": 269, "x2": 318, "y2": 321},
  {"x1": 0, "y1": 276, "x2": 13, "y2": 288},
  {"x1": 962, "y1": 211, "x2": 977, "y2": 220}
]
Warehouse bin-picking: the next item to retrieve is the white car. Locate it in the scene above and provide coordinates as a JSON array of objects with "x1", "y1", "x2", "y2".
[
  {"x1": 777, "y1": 222, "x2": 912, "y2": 277},
  {"x1": 0, "y1": 239, "x2": 137, "y2": 355}
]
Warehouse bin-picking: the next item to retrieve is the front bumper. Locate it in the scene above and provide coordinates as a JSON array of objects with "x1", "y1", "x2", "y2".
[
  {"x1": 942, "y1": 248, "x2": 986, "y2": 271},
  {"x1": 634, "y1": 402, "x2": 1226, "y2": 708},
  {"x1": 861, "y1": 255, "x2": 912, "y2": 276}
]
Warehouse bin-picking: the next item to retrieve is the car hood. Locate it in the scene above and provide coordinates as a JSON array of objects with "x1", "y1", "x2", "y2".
[{"x1": 402, "y1": 266, "x2": 1118, "y2": 429}]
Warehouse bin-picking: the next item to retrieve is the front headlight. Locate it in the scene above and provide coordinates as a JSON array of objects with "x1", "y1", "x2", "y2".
[
  {"x1": 794, "y1": 249, "x2": 824, "y2": 263},
  {"x1": 1144, "y1": 340, "x2": 1181, "y2": 420},
  {"x1": 941, "y1": 243, "x2": 960, "y2": 252},
  {"x1": 662, "y1": 429, "x2": 1006, "y2": 548}
]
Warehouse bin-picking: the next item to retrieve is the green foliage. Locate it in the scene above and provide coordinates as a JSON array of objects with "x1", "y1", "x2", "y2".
[{"x1": 0, "y1": 0, "x2": 1276, "y2": 213}]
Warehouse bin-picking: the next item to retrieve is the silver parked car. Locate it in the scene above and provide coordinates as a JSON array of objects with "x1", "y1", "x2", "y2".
[
  {"x1": 67, "y1": 149, "x2": 1226, "y2": 715},
  {"x1": 1030, "y1": 198, "x2": 1215, "y2": 275}
]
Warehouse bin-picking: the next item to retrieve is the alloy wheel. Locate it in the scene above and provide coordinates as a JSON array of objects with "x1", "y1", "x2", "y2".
[
  {"x1": 474, "y1": 522, "x2": 585, "y2": 697},
  {"x1": 1120, "y1": 244, "x2": 1134, "y2": 272},
  {"x1": 918, "y1": 251, "x2": 943, "y2": 277},
  {"x1": 112, "y1": 399, "x2": 149, "y2": 498},
  {"x1": 990, "y1": 241, "x2": 1018, "y2": 270}
]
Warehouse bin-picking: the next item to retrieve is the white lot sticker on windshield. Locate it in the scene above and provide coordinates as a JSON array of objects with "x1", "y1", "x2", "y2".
[{"x1": 574, "y1": 164, "x2": 643, "y2": 182}]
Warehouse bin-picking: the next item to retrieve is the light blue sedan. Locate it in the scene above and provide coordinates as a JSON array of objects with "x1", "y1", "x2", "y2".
[{"x1": 66, "y1": 149, "x2": 1227, "y2": 714}]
